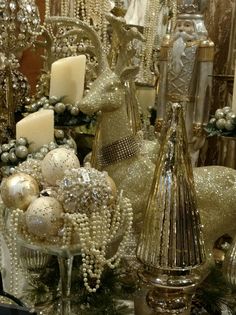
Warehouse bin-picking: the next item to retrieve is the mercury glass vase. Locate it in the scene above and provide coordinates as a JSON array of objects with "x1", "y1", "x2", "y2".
[{"x1": 137, "y1": 102, "x2": 206, "y2": 314}]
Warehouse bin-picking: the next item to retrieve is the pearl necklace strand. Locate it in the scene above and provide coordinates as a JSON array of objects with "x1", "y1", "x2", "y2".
[
  {"x1": 139, "y1": 0, "x2": 161, "y2": 84},
  {"x1": 6, "y1": 210, "x2": 20, "y2": 296},
  {"x1": 0, "y1": 202, "x2": 4, "y2": 283},
  {"x1": 45, "y1": 0, "x2": 50, "y2": 17},
  {"x1": 71, "y1": 196, "x2": 133, "y2": 293},
  {"x1": 167, "y1": 0, "x2": 177, "y2": 31}
]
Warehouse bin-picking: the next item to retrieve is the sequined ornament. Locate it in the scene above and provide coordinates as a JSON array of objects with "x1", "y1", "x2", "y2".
[
  {"x1": 57, "y1": 167, "x2": 115, "y2": 214},
  {"x1": 137, "y1": 103, "x2": 205, "y2": 271},
  {"x1": 25, "y1": 196, "x2": 64, "y2": 238},
  {"x1": 0, "y1": 172, "x2": 39, "y2": 210},
  {"x1": 41, "y1": 148, "x2": 80, "y2": 186}
]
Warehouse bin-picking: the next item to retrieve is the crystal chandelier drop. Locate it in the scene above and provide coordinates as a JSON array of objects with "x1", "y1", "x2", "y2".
[
  {"x1": 0, "y1": 0, "x2": 41, "y2": 55},
  {"x1": 0, "y1": 0, "x2": 41, "y2": 137}
]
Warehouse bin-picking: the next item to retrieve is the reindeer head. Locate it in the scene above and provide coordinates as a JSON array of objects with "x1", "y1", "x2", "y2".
[
  {"x1": 47, "y1": 15, "x2": 142, "y2": 116},
  {"x1": 79, "y1": 13, "x2": 143, "y2": 115},
  {"x1": 79, "y1": 66, "x2": 139, "y2": 115}
]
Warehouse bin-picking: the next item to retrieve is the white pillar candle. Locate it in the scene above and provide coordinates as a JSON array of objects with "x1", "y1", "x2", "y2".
[
  {"x1": 49, "y1": 55, "x2": 86, "y2": 104},
  {"x1": 232, "y1": 62, "x2": 236, "y2": 113},
  {"x1": 16, "y1": 110, "x2": 54, "y2": 152}
]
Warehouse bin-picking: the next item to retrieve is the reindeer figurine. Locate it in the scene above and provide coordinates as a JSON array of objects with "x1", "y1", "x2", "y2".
[{"x1": 48, "y1": 15, "x2": 236, "y2": 261}]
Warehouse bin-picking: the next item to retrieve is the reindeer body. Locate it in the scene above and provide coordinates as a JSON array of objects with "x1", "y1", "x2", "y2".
[{"x1": 80, "y1": 69, "x2": 155, "y2": 226}]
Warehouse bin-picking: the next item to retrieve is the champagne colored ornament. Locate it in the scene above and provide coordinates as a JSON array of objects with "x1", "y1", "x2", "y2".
[
  {"x1": 106, "y1": 174, "x2": 117, "y2": 200},
  {"x1": 25, "y1": 197, "x2": 64, "y2": 238},
  {"x1": 41, "y1": 148, "x2": 80, "y2": 186},
  {"x1": 137, "y1": 103, "x2": 205, "y2": 314},
  {"x1": 0, "y1": 173, "x2": 39, "y2": 210}
]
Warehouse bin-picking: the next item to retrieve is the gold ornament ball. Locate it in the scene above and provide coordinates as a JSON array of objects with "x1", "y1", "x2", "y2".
[
  {"x1": 1, "y1": 173, "x2": 39, "y2": 210},
  {"x1": 42, "y1": 148, "x2": 80, "y2": 186},
  {"x1": 106, "y1": 175, "x2": 117, "y2": 201},
  {"x1": 25, "y1": 196, "x2": 64, "y2": 237}
]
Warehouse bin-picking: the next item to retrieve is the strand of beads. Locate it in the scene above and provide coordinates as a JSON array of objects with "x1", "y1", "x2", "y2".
[
  {"x1": 139, "y1": 0, "x2": 161, "y2": 84},
  {"x1": 45, "y1": 0, "x2": 50, "y2": 17},
  {"x1": 170, "y1": 0, "x2": 177, "y2": 32},
  {"x1": 106, "y1": 197, "x2": 133, "y2": 268},
  {"x1": 8, "y1": 209, "x2": 20, "y2": 296},
  {"x1": 101, "y1": 0, "x2": 109, "y2": 53},
  {"x1": 0, "y1": 201, "x2": 5, "y2": 278},
  {"x1": 74, "y1": 212, "x2": 105, "y2": 293},
  {"x1": 72, "y1": 194, "x2": 133, "y2": 293},
  {"x1": 62, "y1": 213, "x2": 73, "y2": 247}
]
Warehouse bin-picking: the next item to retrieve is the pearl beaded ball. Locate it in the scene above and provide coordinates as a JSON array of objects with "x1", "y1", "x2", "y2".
[
  {"x1": 41, "y1": 148, "x2": 80, "y2": 186},
  {"x1": 25, "y1": 196, "x2": 64, "y2": 237},
  {"x1": 1, "y1": 172, "x2": 39, "y2": 210}
]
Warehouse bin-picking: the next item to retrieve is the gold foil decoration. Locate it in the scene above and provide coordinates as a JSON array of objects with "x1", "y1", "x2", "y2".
[{"x1": 137, "y1": 102, "x2": 206, "y2": 271}]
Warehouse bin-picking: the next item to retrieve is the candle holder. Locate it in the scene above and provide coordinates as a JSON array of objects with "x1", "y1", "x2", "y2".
[
  {"x1": 18, "y1": 238, "x2": 80, "y2": 315},
  {"x1": 0, "y1": 0, "x2": 41, "y2": 138}
]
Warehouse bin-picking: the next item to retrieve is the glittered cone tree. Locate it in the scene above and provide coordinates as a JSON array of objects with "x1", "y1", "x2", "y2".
[{"x1": 137, "y1": 103, "x2": 206, "y2": 314}]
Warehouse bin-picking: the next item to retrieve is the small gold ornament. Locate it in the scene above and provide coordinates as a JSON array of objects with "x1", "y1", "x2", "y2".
[
  {"x1": 0, "y1": 172, "x2": 39, "y2": 210},
  {"x1": 41, "y1": 148, "x2": 80, "y2": 186},
  {"x1": 25, "y1": 196, "x2": 64, "y2": 237},
  {"x1": 106, "y1": 174, "x2": 117, "y2": 200}
]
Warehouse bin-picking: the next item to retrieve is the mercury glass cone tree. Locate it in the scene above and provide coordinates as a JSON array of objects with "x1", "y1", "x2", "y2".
[{"x1": 137, "y1": 103, "x2": 205, "y2": 272}]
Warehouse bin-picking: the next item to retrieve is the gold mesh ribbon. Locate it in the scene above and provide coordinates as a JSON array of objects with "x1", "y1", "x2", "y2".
[{"x1": 98, "y1": 135, "x2": 139, "y2": 167}]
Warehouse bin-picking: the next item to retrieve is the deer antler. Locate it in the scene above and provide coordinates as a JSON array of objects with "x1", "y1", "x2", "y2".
[
  {"x1": 45, "y1": 16, "x2": 109, "y2": 75},
  {"x1": 105, "y1": 13, "x2": 145, "y2": 75}
]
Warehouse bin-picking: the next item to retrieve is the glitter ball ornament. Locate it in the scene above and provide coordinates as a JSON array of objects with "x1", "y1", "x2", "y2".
[
  {"x1": 0, "y1": 172, "x2": 39, "y2": 210},
  {"x1": 13, "y1": 158, "x2": 43, "y2": 185},
  {"x1": 41, "y1": 148, "x2": 80, "y2": 186},
  {"x1": 25, "y1": 196, "x2": 64, "y2": 237},
  {"x1": 57, "y1": 167, "x2": 115, "y2": 214}
]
